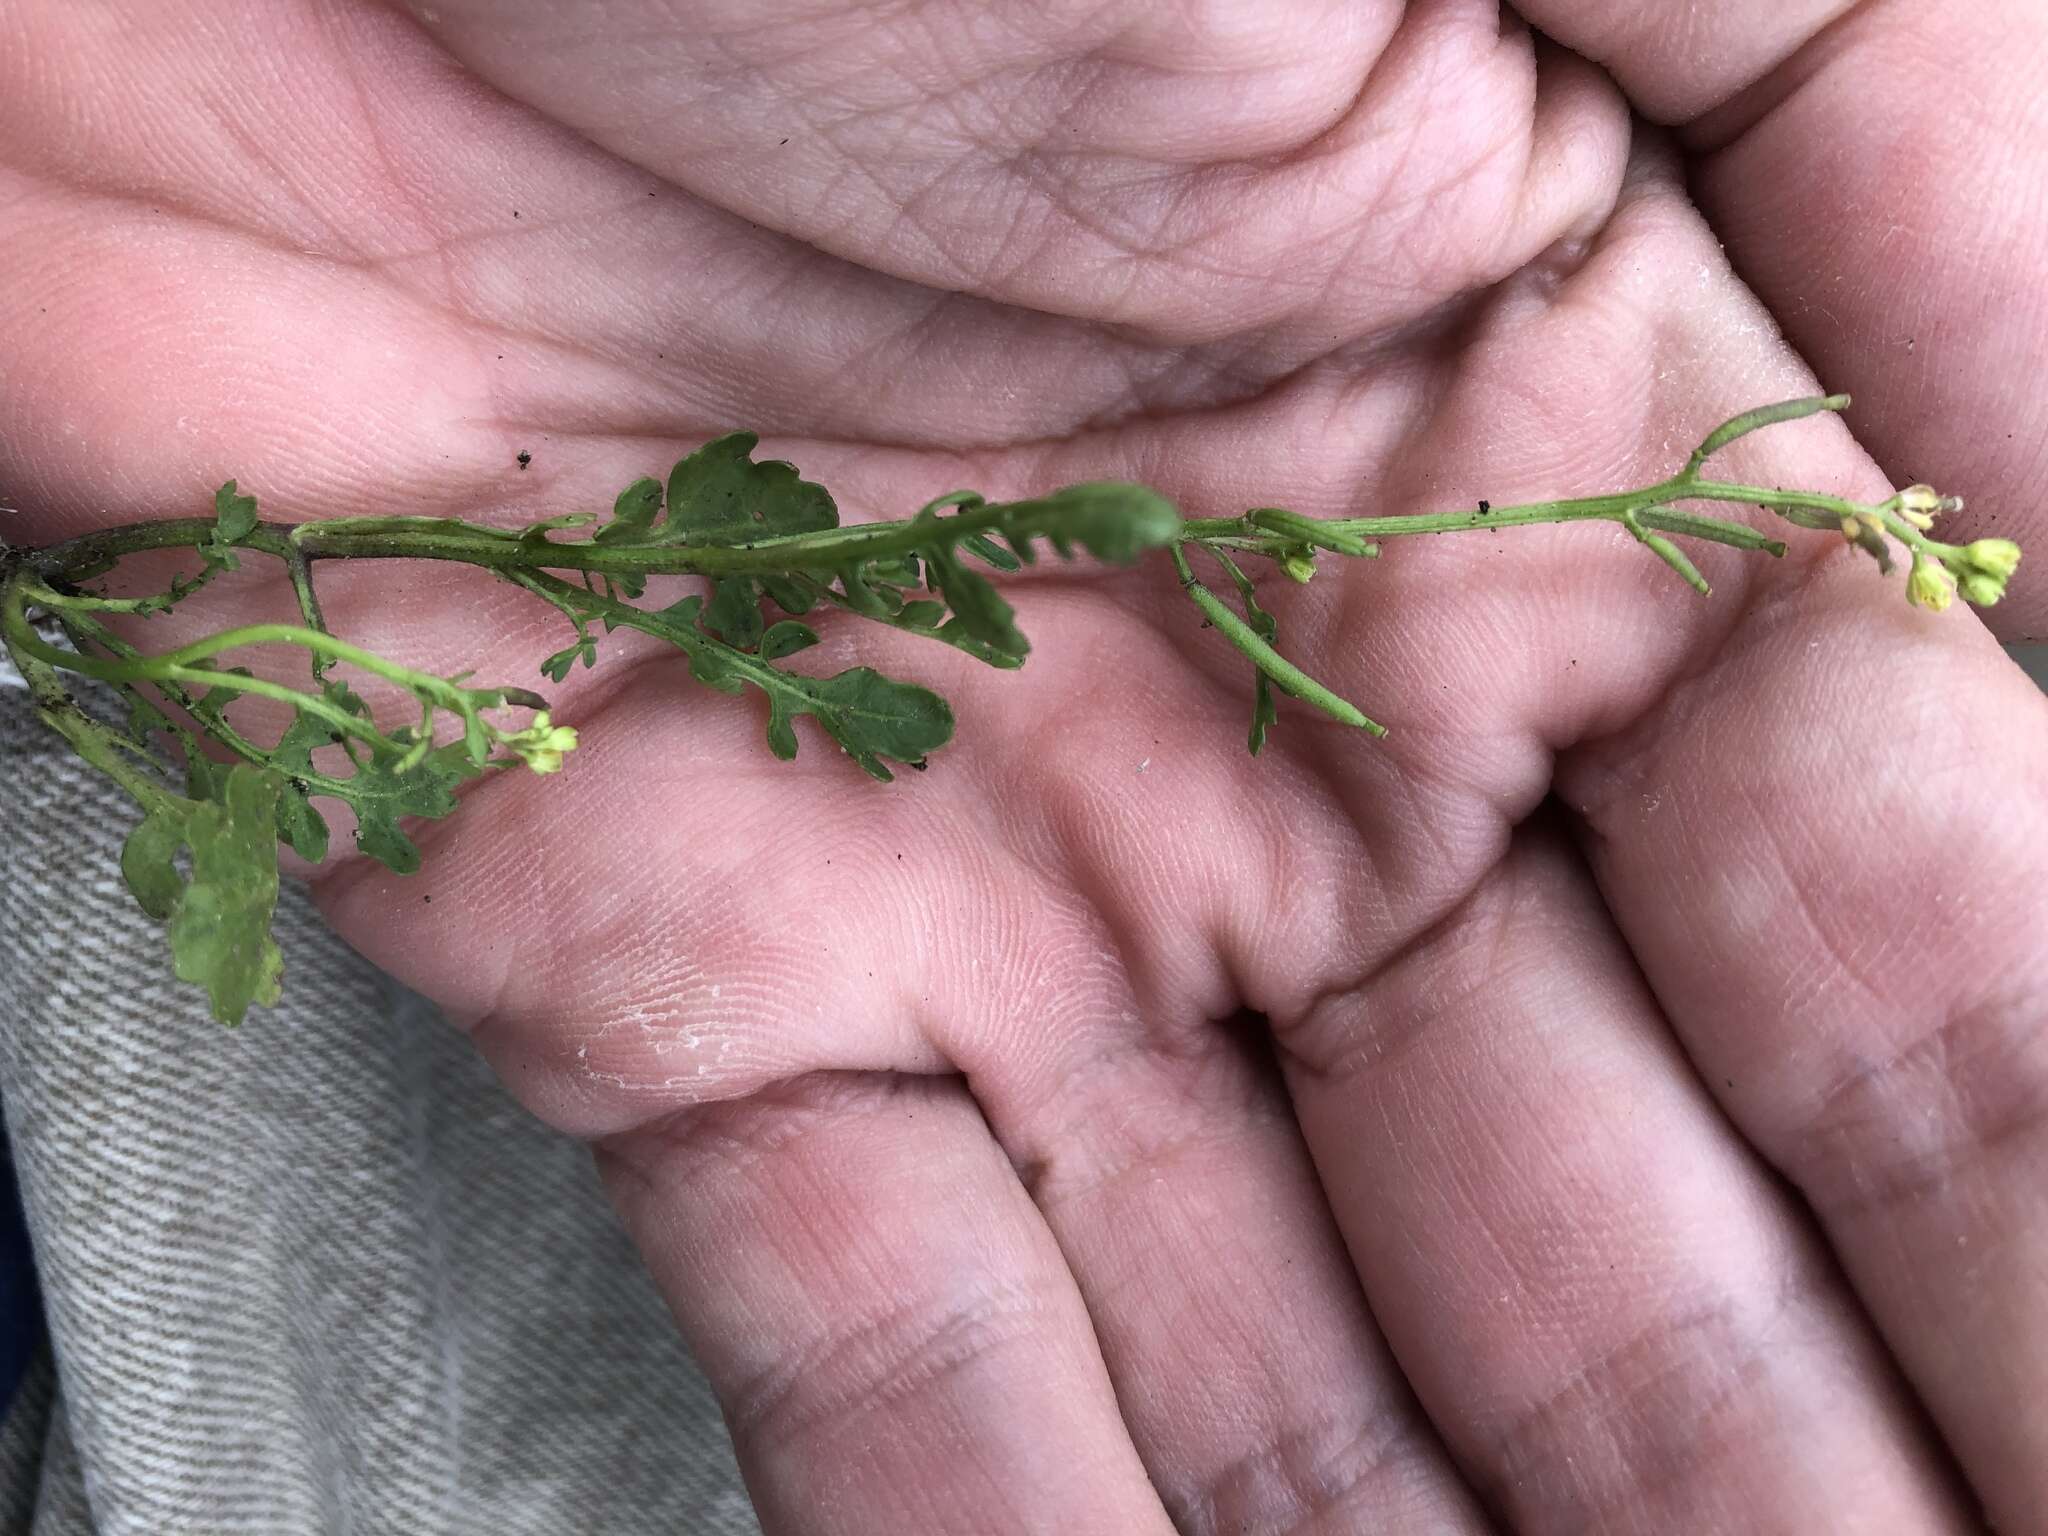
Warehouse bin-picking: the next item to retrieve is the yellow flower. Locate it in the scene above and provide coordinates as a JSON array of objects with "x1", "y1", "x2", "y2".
[
  {"x1": 1952, "y1": 538, "x2": 2022, "y2": 606},
  {"x1": 1907, "y1": 554, "x2": 1955, "y2": 612},
  {"x1": 502, "y1": 711, "x2": 578, "y2": 773},
  {"x1": 1279, "y1": 549, "x2": 1320, "y2": 584}
]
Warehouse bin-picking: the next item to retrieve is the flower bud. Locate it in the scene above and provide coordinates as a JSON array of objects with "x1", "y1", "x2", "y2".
[
  {"x1": 1895, "y1": 484, "x2": 1942, "y2": 530},
  {"x1": 1951, "y1": 538, "x2": 2022, "y2": 606},
  {"x1": 1907, "y1": 554, "x2": 1955, "y2": 612},
  {"x1": 502, "y1": 710, "x2": 579, "y2": 773}
]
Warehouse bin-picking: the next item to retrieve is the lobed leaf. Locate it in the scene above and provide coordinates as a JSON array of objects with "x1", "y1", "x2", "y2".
[
  {"x1": 269, "y1": 707, "x2": 481, "y2": 876},
  {"x1": 118, "y1": 764, "x2": 287, "y2": 1025},
  {"x1": 632, "y1": 594, "x2": 950, "y2": 781},
  {"x1": 645, "y1": 433, "x2": 844, "y2": 641},
  {"x1": 168, "y1": 766, "x2": 287, "y2": 1025},
  {"x1": 202, "y1": 479, "x2": 261, "y2": 570}
]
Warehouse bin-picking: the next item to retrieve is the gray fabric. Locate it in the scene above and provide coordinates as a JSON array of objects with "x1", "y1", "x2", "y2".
[
  {"x1": 0, "y1": 1349, "x2": 52, "y2": 1534},
  {"x1": 0, "y1": 675, "x2": 758, "y2": 1534}
]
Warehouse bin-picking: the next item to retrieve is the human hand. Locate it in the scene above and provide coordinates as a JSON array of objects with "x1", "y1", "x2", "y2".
[{"x1": 4, "y1": 2, "x2": 2044, "y2": 1530}]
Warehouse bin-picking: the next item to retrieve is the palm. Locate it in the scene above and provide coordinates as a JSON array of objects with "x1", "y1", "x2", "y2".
[{"x1": 7, "y1": 2, "x2": 2046, "y2": 1532}]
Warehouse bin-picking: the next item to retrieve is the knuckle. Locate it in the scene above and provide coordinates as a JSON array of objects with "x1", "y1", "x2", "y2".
[{"x1": 724, "y1": 1275, "x2": 1056, "y2": 1455}]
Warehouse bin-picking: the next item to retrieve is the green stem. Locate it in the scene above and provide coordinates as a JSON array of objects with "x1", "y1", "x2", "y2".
[
  {"x1": 8, "y1": 594, "x2": 411, "y2": 753},
  {"x1": 21, "y1": 469, "x2": 1814, "y2": 601},
  {"x1": 26, "y1": 558, "x2": 221, "y2": 613},
  {"x1": 513, "y1": 568, "x2": 802, "y2": 698},
  {"x1": 283, "y1": 547, "x2": 332, "y2": 677},
  {"x1": 55, "y1": 609, "x2": 355, "y2": 794},
  {"x1": 1170, "y1": 545, "x2": 1386, "y2": 737},
  {"x1": 18, "y1": 584, "x2": 537, "y2": 713},
  {"x1": 0, "y1": 584, "x2": 183, "y2": 815},
  {"x1": 1180, "y1": 476, "x2": 1821, "y2": 557}
]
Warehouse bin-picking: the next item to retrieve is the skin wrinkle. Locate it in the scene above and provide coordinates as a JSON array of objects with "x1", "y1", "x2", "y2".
[
  {"x1": 1748, "y1": 784, "x2": 1898, "y2": 1010},
  {"x1": 0, "y1": 21, "x2": 1620, "y2": 458},
  {"x1": 1267, "y1": 853, "x2": 1506, "y2": 1087},
  {"x1": 1170, "y1": 1408, "x2": 1439, "y2": 1536},
  {"x1": 1013, "y1": 1063, "x2": 1278, "y2": 1219},
  {"x1": 1477, "y1": 1279, "x2": 1819, "y2": 1529},
  {"x1": 728, "y1": 1261, "x2": 1059, "y2": 1451},
  {"x1": 17, "y1": 38, "x2": 1276, "y2": 447},
  {"x1": 408, "y1": 0, "x2": 1608, "y2": 344},
  {"x1": 600, "y1": 1071, "x2": 952, "y2": 1204},
  {"x1": 1792, "y1": 993, "x2": 2048, "y2": 1220}
]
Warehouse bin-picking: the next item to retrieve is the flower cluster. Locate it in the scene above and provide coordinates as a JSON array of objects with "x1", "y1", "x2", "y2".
[
  {"x1": 496, "y1": 711, "x2": 579, "y2": 773},
  {"x1": 1885, "y1": 485, "x2": 2022, "y2": 612}
]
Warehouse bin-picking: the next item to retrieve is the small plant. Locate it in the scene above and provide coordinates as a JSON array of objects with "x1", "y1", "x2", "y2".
[{"x1": 0, "y1": 396, "x2": 2019, "y2": 1023}]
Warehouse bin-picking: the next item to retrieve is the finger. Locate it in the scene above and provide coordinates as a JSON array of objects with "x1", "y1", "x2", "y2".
[
  {"x1": 1273, "y1": 814, "x2": 1972, "y2": 1531},
  {"x1": 1557, "y1": 551, "x2": 2048, "y2": 1530},
  {"x1": 597, "y1": 1072, "x2": 1177, "y2": 1535},
  {"x1": 1686, "y1": 0, "x2": 2048, "y2": 640},
  {"x1": 1506, "y1": 0, "x2": 2048, "y2": 640},
  {"x1": 964, "y1": 1004, "x2": 1493, "y2": 1533}
]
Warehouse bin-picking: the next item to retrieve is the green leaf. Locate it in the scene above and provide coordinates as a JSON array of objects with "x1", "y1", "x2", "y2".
[
  {"x1": 203, "y1": 480, "x2": 260, "y2": 569},
  {"x1": 116, "y1": 766, "x2": 288, "y2": 1024},
  {"x1": 121, "y1": 810, "x2": 187, "y2": 921},
  {"x1": 190, "y1": 666, "x2": 254, "y2": 727},
  {"x1": 592, "y1": 477, "x2": 663, "y2": 597},
  {"x1": 167, "y1": 765, "x2": 286, "y2": 1025},
  {"x1": 605, "y1": 434, "x2": 846, "y2": 645},
  {"x1": 516, "y1": 511, "x2": 600, "y2": 543},
  {"x1": 759, "y1": 574, "x2": 817, "y2": 615},
  {"x1": 930, "y1": 618, "x2": 1026, "y2": 669},
  {"x1": 540, "y1": 638, "x2": 595, "y2": 683},
  {"x1": 762, "y1": 665, "x2": 953, "y2": 780},
  {"x1": 862, "y1": 482, "x2": 1178, "y2": 667},
  {"x1": 275, "y1": 783, "x2": 330, "y2": 863},
  {"x1": 269, "y1": 709, "x2": 481, "y2": 876},
  {"x1": 963, "y1": 533, "x2": 1021, "y2": 571},
  {"x1": 322, "y1": 676, "x2": 371, "y2": 717},
  {"x1": 703, "y1": 571, "x2": 766, "y2": 648},
  {"x1": 599, "y1": 477, "x2": 663, "y2": 540},
  {"x1": 834, "y1": 563, "x2": 890, "y2": 617},
  {"x1": 126, "y1": 692, "x2": 176, "y2": 747},
  {"x1": 864, "y1": 556, "x2": 922, "y2": 588},
  {"x1": 347, "y1": 741, "x2": 479, "y2": 874},
  {"x1": 1028, "y1": 484, "x2": 1178, "y2": 564},
  {"x1": 662, "y1": 617, "x2": 950, "y2": 781},
  {"x1": 663, "y1": 433, "x2": 839, "y2": 546},
  {"x1": 214, "y1": 481, "x2": 259, "y2": 542},
  {"x1": 924, "y1": 547, "x2": 1025, "y2": 659},
  {"x1": 184, "y1": 751, "x2": 230, "y2": 803},
  {"x1": 759, "y1": 620, "x2": 819, "y2": 660}
]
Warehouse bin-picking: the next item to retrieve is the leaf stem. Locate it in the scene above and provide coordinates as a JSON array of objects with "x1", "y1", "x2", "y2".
[
  {"x1": 0, "y1": 579, "x2": 184, "y2": 815},
  {"x1": 1170, "y1": 544, "x2": 1386, "y2": 737}
]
